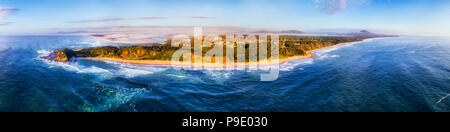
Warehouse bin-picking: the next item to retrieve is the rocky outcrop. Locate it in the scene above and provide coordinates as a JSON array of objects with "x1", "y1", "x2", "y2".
[
  {"x1": 344, "y1": 30, "x2": 398, "y2": 38},
  {"x1": 41, "y1": 48, "x2": 75, "y2": 62},
  {"x1": 55, "y1": 49, "x2": 69, "y2": 62}
]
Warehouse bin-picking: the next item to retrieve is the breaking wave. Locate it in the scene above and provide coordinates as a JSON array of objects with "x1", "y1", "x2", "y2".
[
  {"x1": 37, "y1": 49, "x2": 53, "y2": 57},
  {"x1": 102, "y1": 60, "x2": 168, "y2": 78},
  {"x1": 37, "y1": 50, "x2": 114, "y2": 79},
  {"x1": 117, "y1": 67, "x2": 156, "y2": 78},
  {"x1": 436, "y1": 94, "x2": 450, "y2": 105},
  {"x1": 280, "y1": 58, "x2": 314, "y2": 71}
]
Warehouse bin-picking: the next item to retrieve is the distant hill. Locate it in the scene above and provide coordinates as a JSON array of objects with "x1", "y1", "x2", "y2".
[
  {"x1": 253, "y1": 30, "x2": 272, "y2": 34},
  {"x1": 253, "y1": 30, "x2": 305, "y2": 34},
  {"x1": 280, "y1": 30, "x2": 305, "y2": 34},
  {"x1": 344, "y1": 30, "x2": 397, "y2": 38}
]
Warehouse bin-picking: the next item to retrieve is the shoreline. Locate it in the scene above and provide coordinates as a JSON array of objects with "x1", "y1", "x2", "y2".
[{"x1": 77, "y1": 39, "x2": 369, "y2": 68}]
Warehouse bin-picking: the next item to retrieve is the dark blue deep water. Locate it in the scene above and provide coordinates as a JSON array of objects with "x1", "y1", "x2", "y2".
[{"x1": 0, "y1": 36, "x2": 449, "y2": 112}]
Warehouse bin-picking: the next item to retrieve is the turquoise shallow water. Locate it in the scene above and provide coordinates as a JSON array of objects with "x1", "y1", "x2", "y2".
[{"x1": 0, "y1": 36, "x2": 449, "y2": 112}]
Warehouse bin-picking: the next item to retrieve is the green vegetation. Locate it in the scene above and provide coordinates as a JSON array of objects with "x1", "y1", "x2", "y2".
[
  {"x1": 279, "y1": 36, "x2": 362, "y2": 57},
  {"x1": 52, "y1": 35, "x2": 364, "y2": 62},
  {"x1": 77, "y1": 44, "x2": 179, "y2": 60}
]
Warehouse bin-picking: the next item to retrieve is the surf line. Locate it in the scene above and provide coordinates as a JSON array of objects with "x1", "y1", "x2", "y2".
[{"x1": 435, "y1": 94, "x2": 450, "y2": 105}]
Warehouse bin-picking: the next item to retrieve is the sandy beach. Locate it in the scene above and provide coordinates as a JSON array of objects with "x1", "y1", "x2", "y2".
[{"x1": 78, "y1": 39, "x2": 367, "y2": 68}]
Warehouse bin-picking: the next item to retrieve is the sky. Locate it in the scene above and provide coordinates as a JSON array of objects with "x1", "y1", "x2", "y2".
[{"x1": 0, "y1": 0, "x2": 449, "y2": 36}]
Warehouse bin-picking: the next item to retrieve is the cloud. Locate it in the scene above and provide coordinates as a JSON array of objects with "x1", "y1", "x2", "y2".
[
  {"x1": 0, "y1": 22, "x2": 13, "y2": 26},
  {"x1": 72, "y1": 18, "x2": 125, "y2": 23},
  {"x1": 314, "y1": 0, "x2": 370, "y2": 15},
  {"x1": 70, "y1": 16, "x2": 167, "y2": 23},
  {"x1": 0, "y1": 7, "x2": 18, "y2": 16},
  {"x1": 137, "y1": 16, "x2": 167, "y2": 20},
  {"x1": 186, "y1": 16, "x2": 216, "y2": 19},
  {"x1": 0, "y1": 7, "x2": 19, "y2": 20},
  {"x1": 55, "y1": 25, "x2": 252, "y2": 37},
  {"x1": 0, "y1": 6, "x2": 18, "y2": 26}
]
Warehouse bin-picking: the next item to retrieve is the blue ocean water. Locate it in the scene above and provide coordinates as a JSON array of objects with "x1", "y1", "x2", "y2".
[{"x1": 0, "y1": 36, "x2": 448, "y2": 112}]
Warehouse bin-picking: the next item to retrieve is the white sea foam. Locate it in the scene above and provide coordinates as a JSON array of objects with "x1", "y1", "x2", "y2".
[
  {"x1": 49, "y1": 61, "x2": 81, "y2": 72},
  {"x1": 37, "y1": 49, "x2": 52, "y2": 57},
  {"x1": 162, "y1": 74, "x2": 188, "y2": 78},
  {"x1": 37, "y1": 50, "x2": 82, "y2": 72},
  {"x1": 279, "y1": 58, "x2": 314, "y2": 71},
  {"x1": 118, "y1": 67, "x2": 155, "y2": 78},
  {"x1": 84, "y1": 66, "x2": 112, "y2": 74},
  {"x1": 37, "y1": 50, "x2": 113, "y2": 78},
  {"x1": 436, "y1": 94, "x2": 450, "y2": 105},
  {"x1": 315, "y1": 44, "x2": 355, "y2": 55},
  {"x1": 317, "y1": 47, "x2": 340, "y2": 54},
  {"x1": 316, "y1": 54, "x2": 341, "y2": 60},
  {"x1": 101, "y1": 60, "x2": 168, "y2": 78},
  {"x1": 46, "y1": 61, "x2": 112, "y2": 75},
  {"x1": 40, "y1": 56, "x2": 165, "y2": 79},
  {"x1": 318, "y1": 54, "x2": 329, "y2": 60},
  {"x1": 202, "y1": 70, "x2": 233, "y2": 79}
]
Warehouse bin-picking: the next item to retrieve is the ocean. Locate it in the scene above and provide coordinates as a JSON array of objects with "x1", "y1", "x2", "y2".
[{"x1": 0, "y1": 36, "x2": 448, "y2": 112}]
